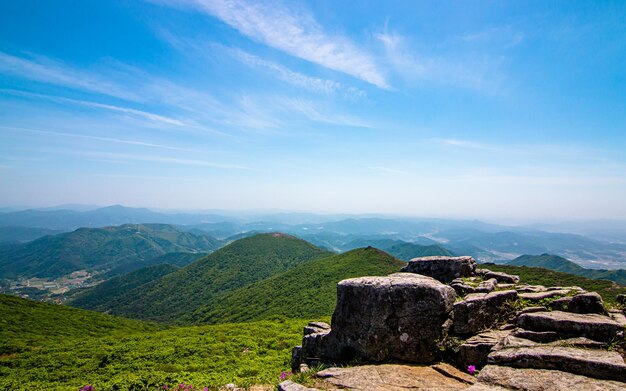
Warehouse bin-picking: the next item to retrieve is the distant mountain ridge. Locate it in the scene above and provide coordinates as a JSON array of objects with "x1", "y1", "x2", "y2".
[
  {"x1": 507, "y1": 253, "x2": 626, "y2": 285},
  {"x1": 0, "y1": 224, "x2": 221, "y2": 279}
]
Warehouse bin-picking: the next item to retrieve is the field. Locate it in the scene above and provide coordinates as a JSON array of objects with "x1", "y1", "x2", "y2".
[{"x1": 0, "y1": 295, "x2": 314, "y2": 391}]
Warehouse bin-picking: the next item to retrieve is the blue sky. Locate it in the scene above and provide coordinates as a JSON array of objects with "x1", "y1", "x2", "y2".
[{"x1": 1, "y1": 0, "x2": 625, "y2": 221}]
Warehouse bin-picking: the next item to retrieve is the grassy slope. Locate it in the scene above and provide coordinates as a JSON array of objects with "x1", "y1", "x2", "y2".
[
  {"x1": 0, "y1": 294, "x2": 161, "y2": 354},
  {"x1": 192, "y1": 247, "x2": 405, "y2": 324},
  {"x1": 0, "y1": 294, "x2": 307, "y2": 391},
  {"x1": 484, "y1": 263, "x2": 626, "y2": 305},
  {"x1": 508, "y1": 253, "x2": 626, "y2": 286},
  {"x1": 94, "y1": 233, "x2": 332, "y2": 323},
  {"x1": 69, "y1": 263, "x2": 179, "y2": 311}
]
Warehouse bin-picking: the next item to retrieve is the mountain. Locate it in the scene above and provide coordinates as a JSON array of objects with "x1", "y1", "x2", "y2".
[
  {"x1": 101, "y1": 251, "x2": 208, "y2": 277},
  {"x1": 0, "y1": 226, "x2": 64, "y2": 243},
  {"x1": 0, "y1": 204, "x2": 235, "y2": 230},
  {"x1": 0, "y1": 224, "x2": 221, "y2": 279},
  {"x1": 507, "y1": 253, "x2": 626, "y2": 286},
  {"x1": 76, "y1": 233, "x2": 332, "y2": 323},
  {"x1": 191, "y1": 247, "x2": 405, "y2": 324},
  {"x1": 69, "y1": 264, "x2": 179, "y2": 311}
]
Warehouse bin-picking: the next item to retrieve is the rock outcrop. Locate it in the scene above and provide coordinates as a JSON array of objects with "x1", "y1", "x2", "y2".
[
  {"x1": 400, "y1": 256, "x2": 477, "y2": 283},
  {"x1": 299, "y1": 273, "x2": 456, "y2": 365},
  {"x1": 288, "y1": 253, "x2": 626, "y2": 390},
  {"x1": 453, "y1": 290, "x2": 518, "y2": 335}
]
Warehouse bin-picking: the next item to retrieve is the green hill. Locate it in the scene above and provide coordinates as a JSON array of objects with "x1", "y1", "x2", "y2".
[
  {"x1": 0, "y1": 294, "x2": 308, "y2": 390},
  {"x1": 81, "y1": 233, "x2": 332, "y2": 323},
  {"x1": 508, "y1": 253, "x2": 626, "y2": 285},
  {"x1": 0, "y1": 224, "x2": 221, "y2": 279},
  {"x1": 69, "y1": 263, "x2": 179, "y2": 311},
  {"x1": 483, "y1": 263, "x2": 626, "y2": 305},
  {"x1": 0, "y1": 294, "x2": 160, "y2": 355},
  {"x1": 192, "y1": 247, "x2": 405, "y2": 324}
]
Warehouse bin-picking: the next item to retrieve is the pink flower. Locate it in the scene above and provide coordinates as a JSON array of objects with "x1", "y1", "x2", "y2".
[{"x1": 467, "y1": 365, "x2": 476, "y2": 375}]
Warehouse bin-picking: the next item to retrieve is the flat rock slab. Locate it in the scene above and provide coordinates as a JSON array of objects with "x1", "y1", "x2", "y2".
[
  {"x1": 517, "y1": 310, "x2": 623, "y2": 341},
  {"x1": 519, "y1": 290, "x2": 571, "y2": 301},
  {"x1": 277, "y1": 380, "x2": 321, "y2": 391},
  {"x1": 316, "y1": 364, "x2": 473, "y2": 391},
  {"x1": 474, "y1": 365, "x2": 626, "y2": 391},
  {"x1": 487, "y1": 345, "x2": 626, "y2": 382},
  {"x1": 458, "y1": 330, "x2": 512, "y2": 368}
]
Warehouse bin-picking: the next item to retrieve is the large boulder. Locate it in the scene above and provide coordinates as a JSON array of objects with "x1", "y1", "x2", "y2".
[
  {"x1": 549, "y1": 292, "x2": 605, "y2": 314},
  {"x1": 401, "y1": 256, "x2": 477, "y2": 283},
  {"x1": 322, "y1": 273, "x2": 456, "y2": 364},
  {"x1": 453, "y1": 290, "x2": 518, "y2": 335}
]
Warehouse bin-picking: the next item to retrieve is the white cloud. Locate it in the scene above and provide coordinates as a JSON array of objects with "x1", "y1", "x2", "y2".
[
  {"x1": 160, "y1": 0, "x2": 387, "y2": 88},
  {"x1": 1, "y1": 125, "x2": 192, "y2": 152},
  {"x1": 376, "y1": 32, "x2": 503, "y2": 92},
  {"x1": 231, "y1": 49, "x2": 365, "y2": 99},
  {"x1": 0, "y1": 52, "x2": 141, "y2": 101}
]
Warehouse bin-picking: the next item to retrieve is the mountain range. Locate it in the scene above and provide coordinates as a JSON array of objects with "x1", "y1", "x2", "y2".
[{"x1": 0, "y1": 224, "x2": 220, "y2": 279}]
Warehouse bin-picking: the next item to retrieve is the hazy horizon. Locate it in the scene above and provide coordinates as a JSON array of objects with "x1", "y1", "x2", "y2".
[{"x1": 1, "y1": 1, "x2": 625, "y2": 220}]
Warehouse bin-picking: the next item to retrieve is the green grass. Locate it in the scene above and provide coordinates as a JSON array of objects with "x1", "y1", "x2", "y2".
[
  {"x1": 483, "y1": 263, "x2": 626, "y2": 305},
  {"x1": 0, "y1": 294, "x2": 309, "y2": 391},
  {"x1": 191, "y1": 247, "x2": 405, "y2": 324}
]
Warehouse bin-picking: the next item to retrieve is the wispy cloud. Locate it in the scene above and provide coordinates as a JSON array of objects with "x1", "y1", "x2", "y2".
[
  {"x1": 0, "y1": 51, "x2": 140, "y2": 101},
  {"x1": 1, "y1": 89, "x2": 192, "y2": 128},
  {"x1": 271, "y1": 97, "x2": 373, "y2": 128},
  {"x1": 231, "y1": 49, "x2": 365, "y2": 99},
  {"x1": 431, "y1": 138, "x2": 499, "y2": 151},
  {"x1": 376, "y1": 32, "x2": 503, "y2": 92},
  {"x1": 1, "y1": 125, "x2": 193, "y2": 152},
  {"x1": 158, "y1": 0, "x2": 387, "y2": 88}
]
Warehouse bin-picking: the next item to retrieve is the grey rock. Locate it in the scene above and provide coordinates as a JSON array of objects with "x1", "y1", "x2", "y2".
[
  {"x1": 291, "y1": 346, "x2": 303, "y2": 372},
  {"x1": 519, "y1": 289, "x2": 571, "y2": 301},
  {"x1": 516, "y1": 306, "x2": 547, "y2": 316},
  {"x1": 517, "y1": 310, "x2": 623, "y2": 342},
  {"x1": 495, "y1": 283, "x2": 515, "y2": 289},
  {"x1": 457, "y1": 330, "x2": 511, "y2": 369},
  {"x1": 482, "y1": 270, "x2": 520, "y2": 284},
  {"x1": 549, "y1": 292, "x2": 605, "y2": 314},
  {"x1": 323, "y1": 273, "x2": 456, "y2": 363},
  {"x1": 511, "y1": 329, "x2": 561, "y2": 343},
  {"x1": 474, "y1": 278, "x2": 497, "y2": 293},
  {"x1": 303, "y1": 321, "x2": 331, "y2": 335},
  {"x1": 609, "y1": 309, "x2": 626, "y2": 327},
  {"x1": 515, "y1": 284, "x2": 547, "y2": 293},
  {"x1": 487, "y1": 345, "x2": 626, "y2": 382},
  {"x1": 450, "y1": 281, "x2": 475, "y2": 296},
  {"x1": 616, "y1": 294, "x2": 626, "y2": 305},
  {"x1": 453, "y1": 290, "x2": 518, "y2": 335},
  {"x1": 316, "y1": 364, "x2": 474, "y2": 390},
  {"x1": 400, "y1": 256, "x2": 477, "y2": 283},
  {"x1": 476, "y1": 365, "x2": 626, "y2": 391},
  {"x1": 277, "y1": 380, "x2": 320, "y2": 391}
]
